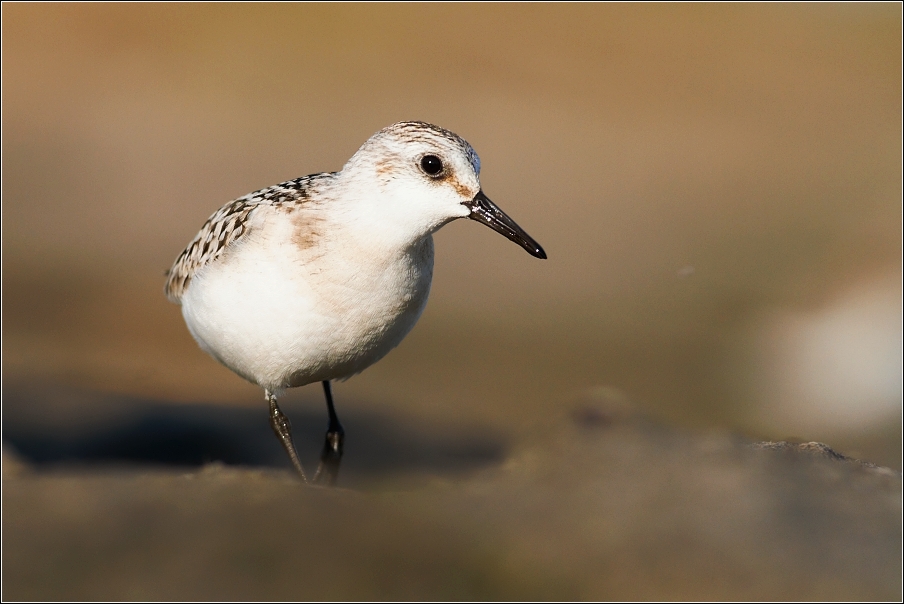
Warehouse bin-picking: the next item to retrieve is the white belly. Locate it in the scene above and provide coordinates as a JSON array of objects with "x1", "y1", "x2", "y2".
[{"x1": 180, "y1": 225, "x2": 434, "y2": 392}]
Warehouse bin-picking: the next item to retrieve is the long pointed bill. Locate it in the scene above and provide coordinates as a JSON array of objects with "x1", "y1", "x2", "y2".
[{"x1": 464, "y1": 190, "x2": 547, "y2": 259}]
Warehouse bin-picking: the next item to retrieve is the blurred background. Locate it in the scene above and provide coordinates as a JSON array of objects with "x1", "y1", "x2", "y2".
[
  {"x1": 4, "y1": 3, "x2": 899, "y2": 467},
  {"x1": 3, "y1": 5, "x2": 901, "y2": 600}
]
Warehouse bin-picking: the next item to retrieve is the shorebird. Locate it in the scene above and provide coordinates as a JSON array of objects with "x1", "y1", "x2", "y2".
[{"x1": 165, "y1": 121, "x2": 546, "y2": 482}]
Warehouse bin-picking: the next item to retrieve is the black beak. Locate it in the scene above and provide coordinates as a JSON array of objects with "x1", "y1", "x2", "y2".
[{"x1": 464, "y1": 191, "x2": 547, "y2": 259}]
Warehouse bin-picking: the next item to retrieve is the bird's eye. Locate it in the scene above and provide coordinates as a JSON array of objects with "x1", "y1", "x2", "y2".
[{"x1": 419, "y1": 155, "x2": 444, "y2": 177}]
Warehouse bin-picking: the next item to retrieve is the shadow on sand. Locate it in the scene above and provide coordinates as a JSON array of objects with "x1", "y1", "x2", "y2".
[{"x1": 2, "y1": 383, "x2": 505, "y2": 487}]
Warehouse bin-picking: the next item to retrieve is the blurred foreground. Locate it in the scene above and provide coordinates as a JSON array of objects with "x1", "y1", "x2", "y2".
[{"x1": 3, "y1": 394, "x2": 900, "y2": 600}]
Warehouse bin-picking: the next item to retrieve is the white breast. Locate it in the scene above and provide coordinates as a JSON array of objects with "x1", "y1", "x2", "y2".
[{"x1": 180, "y1": 211, "x2": 435, "y2": 393}]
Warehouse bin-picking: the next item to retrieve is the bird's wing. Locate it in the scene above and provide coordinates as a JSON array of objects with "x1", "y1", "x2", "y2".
[{"x1": 164, "y1": 174, "x2": 330, "y2": 302}]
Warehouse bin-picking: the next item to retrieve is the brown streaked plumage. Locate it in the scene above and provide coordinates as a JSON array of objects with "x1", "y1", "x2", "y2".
[{"x1": 164, "y1": 174, "x2": 332, "y2": 302}]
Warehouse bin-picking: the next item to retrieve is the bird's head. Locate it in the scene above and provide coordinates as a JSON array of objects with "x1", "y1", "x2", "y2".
[{"x1": 338, "y1": 121, "x2": 546, "y2": 259}]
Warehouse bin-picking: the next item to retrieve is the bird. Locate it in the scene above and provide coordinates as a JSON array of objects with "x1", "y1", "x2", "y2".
[{"x1": 164, "y1": 121, "x2": 546, "y2": 483}]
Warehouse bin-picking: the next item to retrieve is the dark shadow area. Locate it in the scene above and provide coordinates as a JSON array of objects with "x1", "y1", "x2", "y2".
[{"x1": 1, "y1": 383, "x2": 506, "y2": 486}]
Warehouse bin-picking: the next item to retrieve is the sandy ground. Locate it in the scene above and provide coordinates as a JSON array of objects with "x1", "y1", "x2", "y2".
[{"x1": 4, "y1": 399, "x2": 900, "y2": 600}]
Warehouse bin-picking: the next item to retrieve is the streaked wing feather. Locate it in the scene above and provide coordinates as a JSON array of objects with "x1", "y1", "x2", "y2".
[{"x1": 164, "y1": 175, "x2": 327, "y2": 302}]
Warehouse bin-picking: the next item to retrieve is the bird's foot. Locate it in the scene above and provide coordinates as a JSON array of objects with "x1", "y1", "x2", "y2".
[
  {"x1": 267, "y1": 391, "x2": 308, "y2": 482},
  {"x1": 313, "y1": 428, "x2": 344, "y2": 485}
]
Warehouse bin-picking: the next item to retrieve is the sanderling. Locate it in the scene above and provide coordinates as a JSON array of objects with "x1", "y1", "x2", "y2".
[{"x1": 165, "y1": 121, "x2": 546, "y2": 482}]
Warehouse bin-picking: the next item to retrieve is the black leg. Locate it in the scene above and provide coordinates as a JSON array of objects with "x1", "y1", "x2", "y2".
[
  {"x1": 266, "y1": 389, "x2": 307, "y2": 481},
  {"x1": 313, "y1": 380, "x2": 344, "y2": 485}
]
